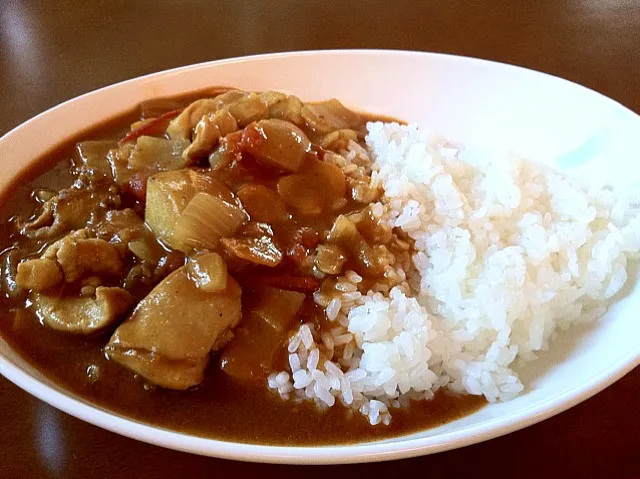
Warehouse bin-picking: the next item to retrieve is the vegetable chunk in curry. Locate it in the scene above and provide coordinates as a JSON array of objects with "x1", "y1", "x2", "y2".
[
  {"x1": 0, "y1": 88, "x2": 484, "y2": 444},
  {"x1": 5, "y1": 89, "x2": 387, "y2": 389}
]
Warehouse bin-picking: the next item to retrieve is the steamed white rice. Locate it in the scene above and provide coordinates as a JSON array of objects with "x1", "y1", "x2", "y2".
[{"x1": 269, "y1": 121, "x2": 640, "y2": 425}]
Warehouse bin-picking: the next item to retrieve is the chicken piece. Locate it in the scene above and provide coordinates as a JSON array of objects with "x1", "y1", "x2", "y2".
[
  {"x1": 259, "y1": 91, "x2": 287, "y2": 108},
  {"x1": 210, "y1": 90, "x2": 249, "y2": 111},
  {"x1": 40, "y1": 230, "x2": 125, "y2": 283},
  {"x1": 166, "y1": 98, "x2": 219, "y2": 140},
  {"x1": 108, "y1": 351, "x2": 209, "y2": 390},
  {"x1": 268, "y1": 95, "x2": 305, "y2": 127},
  {"x1": 32, "y1": 286, "x2": 134, "y2": 334},
  {"x1": 57, "y1": 238, "x2": 124, "y2": 282},
  {"x1": 165, "y1": 90, "x2": 248, "y2": 140},
  {"x1": 76, "y1": 140, "x2": 117, "y2": 176},
  {"x1": 17, "y1": 225, "x2": 127, "y2": 289},
  {"x1": 110, "y1": 266, "x2": 242, "y2": 359},
  {"x1": 182, "y1": 109, "x2": 238, "y2": 163},
  {"x1": 21, "y1": 181, "x2": 120, "y2": 240},
  {"x1": 226, "y1": 92, "x2": 268, "y2": 127},
  {"x1": 96, "y1": 209, "x2": 166, "y2": 265},
  {"x1": 301, "y1": 99, "x2": 362, "y2": 136},
  {"x1": 15, "y1": 258, "x2": 63, "y2": 292},
  {"x1": 106, "y1": 264, "x2": 242, "y2": 389}
]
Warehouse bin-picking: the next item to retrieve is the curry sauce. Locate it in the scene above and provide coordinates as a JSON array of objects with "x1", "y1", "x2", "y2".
[{"x1": 0, "y1": 89, "x2": 485, "y2": 445}]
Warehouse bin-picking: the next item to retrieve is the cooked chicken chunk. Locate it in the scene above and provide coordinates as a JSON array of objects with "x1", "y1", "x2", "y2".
[
  {"x1": 167, "y1": 90, "x2": 268, "y2": 141},
  {"x1": 35, "y1": 229, "x2": 125, "y2": 283},
  {"x1": 15, "y1": 258, "x2": 63, "y2": 292},
  {"x1": 182, "y1": 109, "x2": 238, "y2": 163},
  {"x1": 94, "y1": 208, "x2": 167, "y2": 266},
  {"x1": 107, "y1": 351, "x2": 209, "y2": 390},
  {"x1": 106, "y1": 262, "x2": 242, "y2": 389},
  {"x1": 32, "y1": 286, "x2": 134, "y2": 334},
  {"x1": 17, "y1": 209, "x2": 164, "y2": 294},
  {"x1": 96, "y1": 208, "x2": 146, "y2": 240},
  {"x1": 56, "y1": 237, "x2": 124, "y2": 282},
  {"x1": 166, "y1": 98, "x2": 220, "y2": 140},
  {"x1": 21, "y1": 181, "x2": 120, "y2": 240}
]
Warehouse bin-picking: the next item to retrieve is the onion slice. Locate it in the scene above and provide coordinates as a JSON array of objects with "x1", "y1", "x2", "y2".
[{"x1": 173, "y1": 193, "x2": 248, "y2": 251}]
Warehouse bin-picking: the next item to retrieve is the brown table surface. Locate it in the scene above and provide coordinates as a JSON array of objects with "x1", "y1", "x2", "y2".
[{"x1": 1, "y1": 1, "x2": 638, "y2": 477}]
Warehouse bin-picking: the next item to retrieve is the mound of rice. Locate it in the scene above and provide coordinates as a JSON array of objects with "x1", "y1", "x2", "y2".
[{"x1": 268, "y1": 122, "x2": 640, "y2": 425}]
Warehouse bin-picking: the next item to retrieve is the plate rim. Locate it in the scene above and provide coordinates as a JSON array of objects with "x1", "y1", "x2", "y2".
[{"x1": 0, "y1": 49, "x2": 639, "y2": 464}]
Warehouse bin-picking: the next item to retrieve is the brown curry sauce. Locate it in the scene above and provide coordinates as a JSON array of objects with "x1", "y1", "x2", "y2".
[{"x1": 0, "y1": 89, "x2": 484, "y2": 446}]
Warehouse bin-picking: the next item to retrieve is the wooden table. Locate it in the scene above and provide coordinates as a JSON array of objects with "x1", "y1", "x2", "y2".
[{"x1": 1, "y1": 1, "x2": 638, "y2": 477}]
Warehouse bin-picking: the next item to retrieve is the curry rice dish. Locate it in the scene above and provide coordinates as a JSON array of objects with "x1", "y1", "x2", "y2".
[{"x1": 0, "y1": 88, "x2": 638, "y2": 443}]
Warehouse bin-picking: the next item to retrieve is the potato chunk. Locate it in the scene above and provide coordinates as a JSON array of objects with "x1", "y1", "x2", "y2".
[
  {"x1": 219, "y1": 286, "x2": 305, "y2": 384},
  {"x1": 250, "y1": 286, "x2": 305, "y2": 331},
  {"x1": 145, "y1": 169, "x2": 236, "y2": 249},
  {"x1": 16, "y1": 258, "x2": 63, "y2": 291},
  {"x1": 128, "y1": 136, "x2": 188, "y2": 172}
]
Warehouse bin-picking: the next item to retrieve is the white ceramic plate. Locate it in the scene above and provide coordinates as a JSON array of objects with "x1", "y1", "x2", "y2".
[{"x1": 0, "y1": 50, "x2": 638, "y2": 464}]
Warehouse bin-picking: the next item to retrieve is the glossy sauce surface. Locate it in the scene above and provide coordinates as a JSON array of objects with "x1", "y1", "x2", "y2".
[{"x1": 0, "y1": 91, "x2": 484, "y2": 445}]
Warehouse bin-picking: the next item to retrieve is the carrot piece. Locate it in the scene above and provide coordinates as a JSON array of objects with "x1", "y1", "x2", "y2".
[{"x1": 118, "y1": 109, "x2": 182, "y2": 146}]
